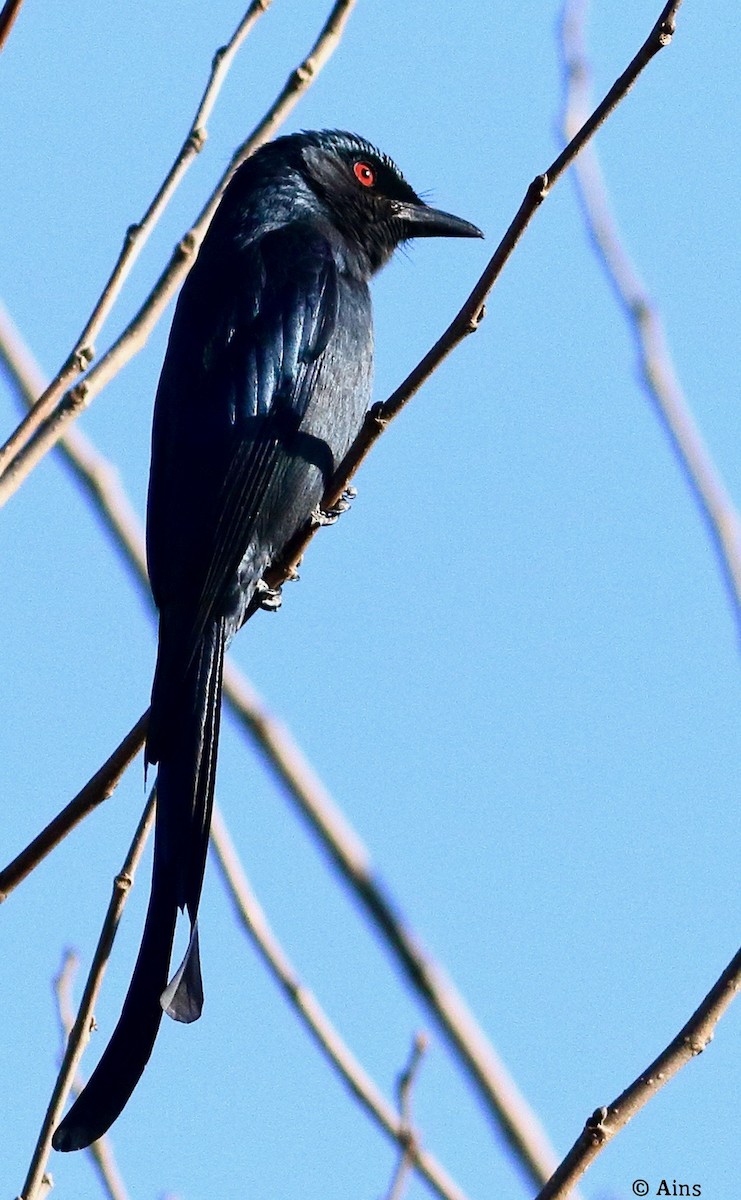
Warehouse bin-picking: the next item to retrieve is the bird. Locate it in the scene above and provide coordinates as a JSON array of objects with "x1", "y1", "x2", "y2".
[{"x1": 53, "y1": 129, "x2": 481, "y2": 1151}]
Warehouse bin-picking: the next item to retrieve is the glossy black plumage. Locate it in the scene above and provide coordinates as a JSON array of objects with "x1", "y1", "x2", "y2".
[{"x1": 53, "y1": 130, "x2": 481, "y2": 1151}]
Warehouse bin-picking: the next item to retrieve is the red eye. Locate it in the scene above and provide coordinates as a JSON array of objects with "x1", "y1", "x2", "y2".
[{"x1": 353, "y1": 160, "x2": 376, "y2": 188}]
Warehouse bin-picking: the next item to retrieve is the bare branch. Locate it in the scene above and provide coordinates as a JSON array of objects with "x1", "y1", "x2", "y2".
[
  {"x1": 221, "y1": 669, "x2": 564, "y2": 1186},
  {"x1": 397, "y1": 1033, "x2": 428, "y2": 1122},
  {"x1": 508, "y1": 9, "x2": 741, "y2": 1195},
  {"x1": 383, "y1": 1033, "x2": 429, "y2": 1200},
  {"x1": 1, "y1": 107, "x2": 571, "y2": 1180},
  {"x1": 536, "y1": 943, "x2": 741, "y2": 1199},
  {"x1": 3, "y1": 662, "x2": 564, "y2": 1186},
  {"x1": 0, "y1": 303, "x2": 151, "y2": 897},
  {"x1": 19, "y1": 792, "x2": 155, "y2": 1200},
  {"x1": 0, "y1": 2, "x2": 273, "y2": 480},
  {"x1": 4, "y1": 0, "x2": 687, "y2": 1170},
  {"x1": 210, "y1": 809, "x2": 471, "y2": 1200},
  {"x1": 0, "y1": 0, "x2": 357, "y2": 506},
  {"x1": 560, "y1": 0, "x2": 741, "y2": 635},
  {"x1": 0, "y1": 311, "x2": 563, "y2": 1188},
  {"x1": 54, "y1": 953, "x2": 131, "y2": 1200},
  {"x1": 223, "y1": 0, "x2": 357, "y2": 160},
  {"x1": 0, "y1": 712, "x2": 147, "y2": 904},
  {"x1": 0, "y1": 300, "x2": 151, "y2": 594},
  {"x1": 0, "y1": 0, "x2": 24, "y2": 52},
  {"x1": 258, "y1": 0, "x2": 686, "y2": 593}
]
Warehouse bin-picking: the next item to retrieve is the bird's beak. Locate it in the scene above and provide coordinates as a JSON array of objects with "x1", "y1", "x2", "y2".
[{"x1": 394, "y1": 201, "x2": 483, "y2": 240}]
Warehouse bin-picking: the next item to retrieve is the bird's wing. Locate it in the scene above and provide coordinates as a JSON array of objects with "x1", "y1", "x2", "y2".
[{"x1": 147, "y1": 223, "x2": 340, "y2": 661}]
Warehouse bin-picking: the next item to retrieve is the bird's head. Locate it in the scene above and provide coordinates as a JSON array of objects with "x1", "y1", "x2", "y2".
[{"x1": 287, "y1": 130, "x2": 483, "y2": 275}]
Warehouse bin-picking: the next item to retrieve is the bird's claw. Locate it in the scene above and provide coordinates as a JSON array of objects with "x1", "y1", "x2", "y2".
[
  {"x1": 314, "y1": 486, "x2": 357, "y2": 527},
  {"x1": 255, "y1": 580, "x2": 283, "y2": 611}
]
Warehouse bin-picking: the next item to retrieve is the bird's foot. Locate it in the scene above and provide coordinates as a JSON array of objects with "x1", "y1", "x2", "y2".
[
  {"x1": 314, "y1": 486, "x2": 357, "y2": 527},
  {"x1": 255, "y1": 580, "x2": 283, "y2": 611}
]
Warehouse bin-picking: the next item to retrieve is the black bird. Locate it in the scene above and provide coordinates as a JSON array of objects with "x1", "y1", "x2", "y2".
[{"x1": 53, "y1": 129, "x2": 481, "y2": 1151}]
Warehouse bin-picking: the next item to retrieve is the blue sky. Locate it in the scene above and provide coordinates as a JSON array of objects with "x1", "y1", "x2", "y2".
[{"x1": 1, "y1": 2, "x2": 739, "y2": 1198}]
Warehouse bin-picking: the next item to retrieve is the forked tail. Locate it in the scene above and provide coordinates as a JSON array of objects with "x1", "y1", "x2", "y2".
[{"x1": 53, "y1": 620, "x2": 225, "y2": 1151}]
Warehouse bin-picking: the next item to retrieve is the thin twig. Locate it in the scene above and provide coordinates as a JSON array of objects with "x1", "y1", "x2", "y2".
[
  {"x1": 525, "y1": 9, "x2": 741, "y2": 1194},
  {"x1": 0, "y1": 0, "x2": 357, "y2": 506},
  {"x1": 2, "y1": 672, "x2": 564, "y2": 1184},
  {"x1": 2, "y1": 0, "x2": 684, "y2": 1179},
  {"x1": 54, "y1": 952, "x2": 131, "y2": 1200},
  {"x1": 222, "y1": 669, "x2": 564, "y2": 1186},
  {"x1": 220, "y1": 0, "x2": 357, "y2": 168},
  {"x1": 0, "y1": 1, "x2": 274, "y2": 479},
  {"x1": 560, "y1": 0, "x2": 741, "y2": 636},
  {"x1": 187, "y1": 12, "x2": 688, "y2": 1169},
  {"x1": 536, "y1": 943, "x2": 741, "y2": 1199},
  {"x1": 0, "y1": 0, "x2": 24, "y2": 52},
  {"x1": 383, "y1": 1033, "x2": 429, "y2": 1200},
  {"x1": 0, "y1": 711, "x2": 147, "y2": 903},
  {"x1": 257, "y1": 0, "x2": 685, "y2": 594},
  {"x1": 0, "y1": 300, "x2": 151, "y2": 593},
  {"x1": 0, "y1": 310, "x2": 565, "y2": 1187},
  {"x1": 210, "y1": 809, "x2": 471, "y2": 1200},
  {"x1": 397, "y1": 1033, "x2": 428, "y2": 1124},
  {"x1": 19, "y1": 792, "x2": 156, "y2": 1200}
]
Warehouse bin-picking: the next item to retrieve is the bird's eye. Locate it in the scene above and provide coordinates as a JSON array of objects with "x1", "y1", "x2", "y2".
[{"x1": 353, "y1": 161, "x2": 376, "y2": 188}]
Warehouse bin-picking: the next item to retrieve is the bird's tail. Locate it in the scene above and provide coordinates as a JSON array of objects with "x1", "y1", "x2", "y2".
[{"x1": 52, "y1": 619, "x2": 225, "y2": 1152}]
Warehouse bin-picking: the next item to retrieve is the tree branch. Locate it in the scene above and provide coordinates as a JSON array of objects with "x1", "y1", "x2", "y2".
[
  {"x1": 0, "y1": 299, "x2": 151, "y2": 593},
  {"x1": 3, "y1": 665, "x2": 566, "y2": 1186},
  {"x1": 19, "y1": 792, "x2": 155, "y2": 1200},
  {"x1": 210, "y1": 809, "x2": 470, "y2": 1200},
  {"x1": 259, "y1": 0, "x2": 686, "y2": 594},
  {"x1": 223, "y1": 669, "x2": 564, "y2": 1187},
  {"x1": 0, "y1": 0, "x2": 24, "y2": 52},
  {"x1": 560, "y1": 0, "x2": 741, "y2": 637},
  {"x1": 0, "y1": 2, "x2": 273, "y2": 482},
  {"x1": 518, "y1": 7, "x2": 741, "y2": 1195},
  {"x1": 0, "y1": 711, "x2": 148, "y2": 904},
  {"x1": 0, "y1": 0, "x2": 675, "y2": 510},
  {"x1": 536, "y1": 943, "x2": 741, "y2": 1199},
  {"x1": 0, "y1": 0, "x2": 357, "y2": 506},
  {"x1": 54, "y1": 952, "x2": 131, "y2": 1200},
  {"x1": 0, "y1": 309, "x2": 568, "y2": 1189},
  {"x1": 2, "y1": 0, "x2": 687, "y2": 1183},
  {"x1": 383, "y1": 1033, "x2": 429, "y2": 1200}
]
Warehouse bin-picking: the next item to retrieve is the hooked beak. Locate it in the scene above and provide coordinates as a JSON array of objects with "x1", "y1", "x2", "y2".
[{"x1": 394, "y1": 200, "x2": 483, "y2": 240}]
